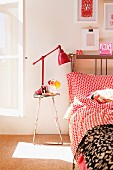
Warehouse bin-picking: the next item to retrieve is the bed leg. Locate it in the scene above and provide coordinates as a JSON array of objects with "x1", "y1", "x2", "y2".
[{"x1": 72, "y1": 157, "x2": 75, "y2": 170}]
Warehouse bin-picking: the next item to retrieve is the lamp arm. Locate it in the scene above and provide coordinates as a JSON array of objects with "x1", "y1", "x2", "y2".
[{"x1": 33, "y1": 45, "x2": 61, "y2": 65}]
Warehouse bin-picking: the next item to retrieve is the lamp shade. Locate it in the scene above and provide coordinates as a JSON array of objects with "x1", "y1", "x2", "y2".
[{"x1": 58, "y1": 48, "x2": 70, "y2": 65}]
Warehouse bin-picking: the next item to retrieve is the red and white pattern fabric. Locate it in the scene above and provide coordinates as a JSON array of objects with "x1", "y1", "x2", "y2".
[
  {"x1": 67, "y1": 72, "x2": 113, "y2": 103},
  {"x1": 66, "y1": 72, "x2": 113, "y2": 162},
  {"x1": 69, "y1": 97, "x2": 113, "y2": 162}
]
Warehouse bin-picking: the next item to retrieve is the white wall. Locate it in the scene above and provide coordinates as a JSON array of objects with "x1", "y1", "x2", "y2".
[{"x1": 0, "y1": 0, "x2": 113, "y2": 135}]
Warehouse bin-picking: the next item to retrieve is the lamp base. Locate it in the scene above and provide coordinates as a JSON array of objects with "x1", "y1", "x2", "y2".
[{"x1": 35, "y1": 85, "x2": 48, "y2": 95}]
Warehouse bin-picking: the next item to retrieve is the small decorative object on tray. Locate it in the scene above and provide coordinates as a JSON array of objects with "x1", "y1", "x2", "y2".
[
  {"x1": 76, "y1": 50, "x2": 83, "y2": 55},
  {"x1": 34, "y1": 79, "x2": 61, "y2": 97},
  {"x1": 35, "y1": 85, "x2": 48, "y2": 95},
  {"x1": 48, "y1": 79, "x2": 61, "y2": 94}
]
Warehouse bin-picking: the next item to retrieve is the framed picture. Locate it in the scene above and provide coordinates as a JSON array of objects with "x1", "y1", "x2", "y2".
[
  {"x1": 82, "y1": 28, "x2": 99, "y2": 50},
  {"x1": 99, "y1": 43, "x2": 112, "y2": 55},
  {"x1": 104, "y1": 3, "x2": 113, "y2": 31},
  {"x1": 75, "y1": 0, "x2": 98, "y2": 22}
]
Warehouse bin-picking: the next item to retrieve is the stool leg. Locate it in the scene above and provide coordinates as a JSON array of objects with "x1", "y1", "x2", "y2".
[
  {"x1": 33, "y1": 97, "x2": 41, "y2": 144},
  {"x1": 52, "y1": 96, "x2": 63, "y2": 144}
]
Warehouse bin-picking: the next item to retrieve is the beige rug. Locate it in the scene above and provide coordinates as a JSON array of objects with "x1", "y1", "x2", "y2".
[{"x1": 0, "y1": 134, "x2": 79, "y2": 170}]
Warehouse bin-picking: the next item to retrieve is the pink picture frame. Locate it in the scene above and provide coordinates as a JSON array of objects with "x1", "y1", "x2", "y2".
[{"x1": 99, "y1": 43, "x2": 112, "y2": 55}]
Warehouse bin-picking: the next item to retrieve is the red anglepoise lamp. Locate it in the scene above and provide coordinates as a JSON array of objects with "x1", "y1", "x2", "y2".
[{"x1": 33, "y1": 45, "x2": 70, "y2": 95}]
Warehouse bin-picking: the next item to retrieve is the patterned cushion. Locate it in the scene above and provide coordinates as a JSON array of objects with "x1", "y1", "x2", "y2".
[
  {"x1": 91, "y1": 89, "x2": 113, "y2": 104},
  {"x1": 67, "y1": 72, "x2": 113, "y2": 103}
]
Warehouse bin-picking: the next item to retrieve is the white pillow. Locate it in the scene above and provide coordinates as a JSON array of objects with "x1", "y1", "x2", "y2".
[
  {"x1": 64, "y1": 97, "x2": 82, "y2": 120},
  {"x1": 91, "y1": 88, "x2": 113, "y2": 103}
]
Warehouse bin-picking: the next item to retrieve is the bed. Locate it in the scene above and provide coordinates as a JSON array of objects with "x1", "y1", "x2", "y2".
[{"x1": 65, "y1": 54, "x2": 113, "y2": 170}]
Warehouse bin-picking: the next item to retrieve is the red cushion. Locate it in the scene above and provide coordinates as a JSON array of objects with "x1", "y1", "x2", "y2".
[
  {"x1": 67, "y1": 72, "x2": 113, "y2": 103},
  {"x1": 78, "y1": 154, "x2": 88, "y2": 170}
]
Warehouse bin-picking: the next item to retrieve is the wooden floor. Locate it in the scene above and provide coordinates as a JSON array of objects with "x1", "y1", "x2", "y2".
[{"x1": 0, "y1": 134, "x2": 79, "y2": 170}]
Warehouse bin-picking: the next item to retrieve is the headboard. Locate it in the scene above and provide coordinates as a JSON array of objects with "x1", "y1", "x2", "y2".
[{"x1": 68, "y1": 53, "x2": 113, "y2": 75}]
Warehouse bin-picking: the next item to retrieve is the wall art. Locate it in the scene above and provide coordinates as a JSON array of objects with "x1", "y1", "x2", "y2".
[
  {"x1": 75, "y1": 0, "x2": 98, "y2": 22},
  {"x1": 82, "y1": 28, "x2": 99, "y2": 50},
  {"x1": 104, "y1": 3, "x2": 113, "y2": 31}
]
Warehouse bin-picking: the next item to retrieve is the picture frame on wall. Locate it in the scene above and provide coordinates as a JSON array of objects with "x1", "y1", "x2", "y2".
[
  {"x1": 104, "y1": 3, "x2": 113, "y2": 31},
  {"x1": 75, "y1": 0, "x2": 98, "y2": 22},
  {"x1": 99, "y1": 42, "x2": 112, "y2": 55},
  {"x1": 82, "y1": 28, "x2": 99, "y2": 50}
]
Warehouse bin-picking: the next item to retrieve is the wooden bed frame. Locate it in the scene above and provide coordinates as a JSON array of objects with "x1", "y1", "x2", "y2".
[{"x1": 68, "y1": 53, "x2": 113, "y2": 75}]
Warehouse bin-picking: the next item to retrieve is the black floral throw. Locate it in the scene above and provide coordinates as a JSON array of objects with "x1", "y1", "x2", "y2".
[{"x1": 78, "y1": 124, "x2": 113, "y2": 170}]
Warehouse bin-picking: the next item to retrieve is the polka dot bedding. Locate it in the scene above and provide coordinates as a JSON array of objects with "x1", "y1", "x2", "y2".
[
  {"x1": 66, "y1": 72, "x2": 113, "y2": 168},
  {"x1": 67, "y1": 72, "x2": 113, "y2": 103}
]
